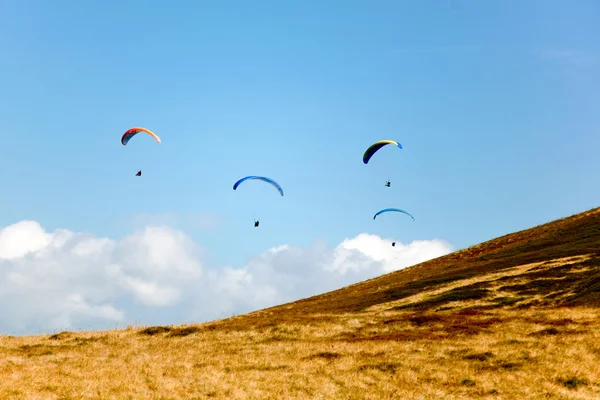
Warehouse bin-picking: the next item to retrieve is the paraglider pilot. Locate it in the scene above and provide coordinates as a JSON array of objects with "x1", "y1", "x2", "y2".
[
  {"x1": 254, "y1": 220, "x2": 260, "y2": 228},
  {"x1": 392, "y1": 242, "x2": 396, "y2": 247},
  {"x1": 135, "y1": 170, "x2": 142, "y2": 177},
  {"x1": 385, "y1": 180, "x2": 391, "y2": 187}
]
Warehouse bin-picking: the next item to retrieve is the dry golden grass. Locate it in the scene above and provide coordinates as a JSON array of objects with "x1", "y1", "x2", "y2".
[
  {"x1": 1, "y1": 206, "x2": 600, "y2": 399},
  {"x1": 1, "y1": 307, "x2": 599, "y2": 399}
]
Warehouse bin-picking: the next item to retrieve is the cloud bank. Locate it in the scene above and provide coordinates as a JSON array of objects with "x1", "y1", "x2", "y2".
[{"x1": 0, "y1": 220, "x2": 453, "y2": 335}]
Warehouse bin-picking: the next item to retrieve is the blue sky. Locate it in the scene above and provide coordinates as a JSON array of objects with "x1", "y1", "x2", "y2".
[{"x1": 1, "y1": 0, "x2": 599, "y2": 267}]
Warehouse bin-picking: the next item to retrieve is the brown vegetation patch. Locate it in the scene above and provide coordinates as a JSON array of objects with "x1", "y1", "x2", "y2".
[
  {"x1": 48, "y1": 331, "x2": 72, "y2": 340},
  {"x1": 381, "y1": 318, "x2": 404, "y2": 325},
  {"x1": 528, "y1": 327, "x2": 560, "y2": 336},
  {"x1": 525, "y1": 326, "x2": 586, "y2": 337},
  {"x1": 304, "y1": 352, "x2": 342, "y2": 360},
  {"x1": 342, "y1": 311, "x2": 503, "y2": 342},
  {"x1": 167, "y1": 326, "x2": 201, "y2": 337},
  {"x1": 462, "y1": 351, "x2": 494, "y2": 361},
  {"x1": 450, "y1": 347, "x2": 531, "y2": 373},
  {"x1": 457, "y1": 308, "x2": 486, "y2": 316},
  {"x1": 138, "y1": 326, "x2": 172, "y2": 336},
  {"x1": 139, "y1": 325, "x2": 206, "y2": 337},
  {"x1": 480, "y1": 360, "x2": 524, "y2": 372},
  {"x1": 500, "y1": 277, "x2": 581, "y2": 296},
  {"x1": 72, "y1": 336, "x2": 107, "y2": 345},
  {"x1": 16, "y1": 344, "x2": 58, "y2": 357},
  {"x1": 394, "y1": 285, "x2": 492, "y2": 310},
  {"x1": 524, "y1": 317, "x2": 576, "y2": 326},
  {"x1": 408, "y1": 314, "x2": 444, "y2": 326},
  {"x1": 557, "y1": 376, "x2": 588, "y2": 389}
]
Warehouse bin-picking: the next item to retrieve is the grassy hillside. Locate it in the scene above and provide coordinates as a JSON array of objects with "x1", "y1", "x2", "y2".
[
  {"x1": 247, "y1": 205, "x2": 600, "y2": 317},
  {"x1": 1, "y1": 207, "x2": 600, "y2": 399}
]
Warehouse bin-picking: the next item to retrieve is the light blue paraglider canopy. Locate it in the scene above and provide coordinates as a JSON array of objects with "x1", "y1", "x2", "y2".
[
  {"x1": 233, "y1": 176, "x2": 284, "y2": 196},
  {"x1": 373, "y1": 208, "x2": 415, "y2": 221}
]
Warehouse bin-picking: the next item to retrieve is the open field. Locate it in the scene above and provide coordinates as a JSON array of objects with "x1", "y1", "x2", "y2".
[{"x1": 1, "y1": 207, "x2": 600, "y2": 399}]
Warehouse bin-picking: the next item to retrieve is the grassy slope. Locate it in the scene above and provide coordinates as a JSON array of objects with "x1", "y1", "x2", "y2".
[
  {"x1": 252, "y1": 205, "x2": 600, "y2": 316},
  {"x1": 1, "y1": 207, "x2": 600, "y2": 399}
]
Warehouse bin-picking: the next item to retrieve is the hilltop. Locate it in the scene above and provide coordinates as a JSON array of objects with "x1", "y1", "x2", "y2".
[{"x1": 1, "y1": 207, "x2": 599, "y2": 399}]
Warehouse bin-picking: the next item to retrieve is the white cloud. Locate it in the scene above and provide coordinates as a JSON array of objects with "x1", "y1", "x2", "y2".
[
  {"x1": 0, "y1": 220, "x2": 51, "y2": 259},
  {"x1": 0, "y1": 220, "x2": 453, "y2": 335},
  {"x1": 329, "y1": 233, "x2": 453, "y2": 274}
]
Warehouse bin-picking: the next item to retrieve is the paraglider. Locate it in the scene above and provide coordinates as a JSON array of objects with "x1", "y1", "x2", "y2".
[
  {"x1": 233, "y1": 176, "x2": 284, "y2": 196},
  {"x1": 373, "y1": 209, "x2": 414, "y2": 246},
  {"x1": 363, "y1": 140, "x2": 402, "y2": 164},
  {"x1": 373, "y1": 208, "x2": 415, "y2": 221},
  {"x1": 233, "y1": 176, "x2": 283, "y2": 227},
  {"x1": 121, "y1": 128, "x2": 160, "y2": 177},
  {"x1": 121, "y1": 127, "x2": 161, "y2": 146}
]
